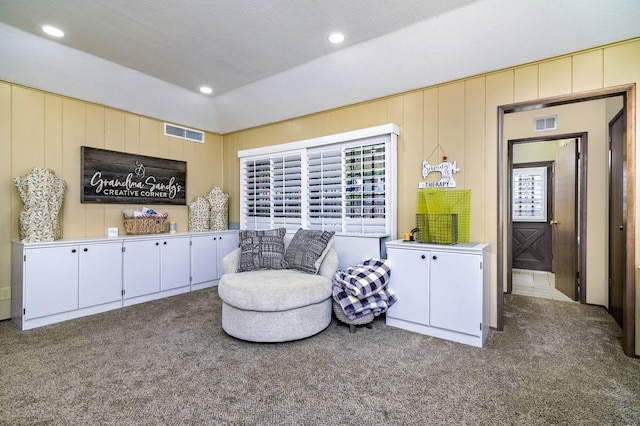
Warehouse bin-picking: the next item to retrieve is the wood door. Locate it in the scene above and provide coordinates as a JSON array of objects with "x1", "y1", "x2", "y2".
[
  {"x1": 553, "y1": 139, "x2": 578, "y2": 300},
  {"x1": 512, "y1": 163, "x2": 553, "y2": 271},
  {"x1": 609, "y1": 109, "x2": 625, "y2": 328}
]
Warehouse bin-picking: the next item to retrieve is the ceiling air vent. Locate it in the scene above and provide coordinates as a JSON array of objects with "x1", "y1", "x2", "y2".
[
  {"x1": 533, "y1": 115, "x2": 558, "y2": 132},
  {"x1": 164, "y1": 123, "x2": 205, "y2": 143}
]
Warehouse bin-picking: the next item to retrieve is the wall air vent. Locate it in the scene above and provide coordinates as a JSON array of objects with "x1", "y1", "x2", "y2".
[
  {"x1": 533, "y1": 115, "x2": 558, "y2": 132},
  {"x1": 164, "y1": 123, "x2": 205, "y2": 143}
]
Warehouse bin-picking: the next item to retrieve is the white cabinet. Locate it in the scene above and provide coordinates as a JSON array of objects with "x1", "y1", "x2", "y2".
[
  {"x1": 12, "y1": 240, "x2": 123, "y2": 331},
  {"x1": 385, "y1": 240, "x2": 489, "y2": 347},
  {"x1": 123, "y1": 239, "x2": 161, "y2": 300},
  {"x1": 385, "y1": 246, "x2": 429, "y2": 326},
  {"x1": 20, "y1": 245, "x2": 78, "y2": 320},
  {"x1": 79, "y1": 241, "x2": 123, "y2": 308},
  {"x1": 12, "y1": 230, "x2": 238, "y2": 330},
  {"x1": 161, "y1": 237, "x2": 191, "y2": 291},
  {"x1": 123, "y1": 235, "x2": 191, "y2": 306},
  {"x1": 190, "y1": 231, "x2": 238, "y2": 290},
  {"x1": 429, "y1": 251, "x2": 483, "y2": 337}
]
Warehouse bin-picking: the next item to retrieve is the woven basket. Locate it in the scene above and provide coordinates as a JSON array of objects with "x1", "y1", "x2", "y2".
[
  {"x1": 123, "y1": 215, "x2": 167, "y2": 234},
  {"x1": 332, "y1": 301, "x2": 374, "y2": 327}
]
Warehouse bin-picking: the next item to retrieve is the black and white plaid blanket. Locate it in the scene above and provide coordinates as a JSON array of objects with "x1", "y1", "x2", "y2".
[{"x1": 332, "y1": 259, "x2": 397, "y2": 320}]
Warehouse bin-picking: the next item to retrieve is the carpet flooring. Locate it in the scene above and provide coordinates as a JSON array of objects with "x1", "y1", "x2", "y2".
[{"x1": 1, "y1": 288, "x2": 639, "y2": 425}]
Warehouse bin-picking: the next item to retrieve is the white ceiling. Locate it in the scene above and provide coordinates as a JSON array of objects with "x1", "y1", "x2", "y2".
[{"x1": 1, "y1": 0, "x2": 639, "y2": 134}]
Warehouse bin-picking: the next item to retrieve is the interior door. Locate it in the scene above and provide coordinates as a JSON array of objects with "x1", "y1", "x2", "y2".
[
  {"x1": 609, "y1": 108, "x2": 625, "y2": 328},
  {"x1": 553, "y1": 139, "x2": 578, "y2": 300},
  {"x1": 512, "y1": 163, "x2": 553, "y2": 271}
]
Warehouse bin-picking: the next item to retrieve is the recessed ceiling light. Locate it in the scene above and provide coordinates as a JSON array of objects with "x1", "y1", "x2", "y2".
[
  {"x1": 42, "y1": 25, "x2": 65, "y2": 38},
  {"x1": 328, "y1": 32, "x2": 345, "y2": 44},
  {"x1": 199, "y1": 86, "x2": 213, "y2": 95}
]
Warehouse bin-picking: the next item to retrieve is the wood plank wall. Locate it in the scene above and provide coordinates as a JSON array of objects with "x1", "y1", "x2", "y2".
[
  {"x1": 1, "y1": 38, "x2": 638, "y2": 344},
  {"x1": 0, "y1": 88, "x2": 224, "y2": 319},
  {"x1": 221, "y1": 38, "x2": 640, "y2": 334}
]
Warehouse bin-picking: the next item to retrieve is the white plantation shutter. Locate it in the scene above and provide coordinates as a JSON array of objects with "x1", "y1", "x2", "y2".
[
  {"x1": 239, "y1": 123, "x2": 398, "y2": 237},
  {"x1": 241, "y1": 158, "x2": 271, "y2": 229},
  {"x1": 271, "y1": 153, "x2": 303, "y2": 230},
  {"x1": 308, "y1": 148, "x2": 342, "y2": 232},
  {"x1": 344, "y1": 142, "x2": 387, "y2": 233}
]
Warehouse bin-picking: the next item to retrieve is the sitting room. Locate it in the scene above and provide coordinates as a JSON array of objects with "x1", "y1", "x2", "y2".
[{"x1": 1, "y1": 1, "x2": 640, "y2": 424}]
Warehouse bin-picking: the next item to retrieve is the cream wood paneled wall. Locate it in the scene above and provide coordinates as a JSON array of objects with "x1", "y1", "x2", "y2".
[
  {"x1": 2, "y1": 37, "x2": 639, "y2": 352},
  {"x1": 0, "y1": 83, "x2": 224, "y2": 319},
  {"x1": 222, "y1": 38, "x2": 640, "y2": 347}
]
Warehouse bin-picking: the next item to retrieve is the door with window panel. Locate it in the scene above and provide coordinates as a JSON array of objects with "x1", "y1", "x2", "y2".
[{"x1": 512, "y1": 164, "x2": 552, "y2": 271}]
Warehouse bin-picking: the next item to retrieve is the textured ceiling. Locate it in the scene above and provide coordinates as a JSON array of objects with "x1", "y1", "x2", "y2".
[
  {"x1": 1, "y1": 0, "x2": 639, "y2": 133},
  {"x1": 0, "y1": 0, "x2": 475, "y2": 96}
]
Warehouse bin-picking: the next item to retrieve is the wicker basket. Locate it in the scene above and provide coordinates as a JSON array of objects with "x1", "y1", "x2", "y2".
[
  {"x1": 333, "y1": 301, "x2": 374, "y2": 333},
  {"x1": 123, "y1": 215, "x2": 168, "y2": 234}
]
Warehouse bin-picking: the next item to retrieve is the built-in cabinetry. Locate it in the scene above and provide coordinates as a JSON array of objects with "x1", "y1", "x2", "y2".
[
  {"x1": 12, "y1": 230, "x2": 237, "y2": 330},
  {"x1": 190, "y1": 233, "x2": 238, "y2": 290},
  {"x1": 123, "y1": 235, "x2": 192, "y2": 306},
  {"x1": 385, "y1": 240, "x2": 489, "y2": 347}
]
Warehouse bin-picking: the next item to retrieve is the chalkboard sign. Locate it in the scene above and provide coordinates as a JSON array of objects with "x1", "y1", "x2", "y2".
[{"x1": 81, "y1": 146, "x2": 187, "y2": 205}]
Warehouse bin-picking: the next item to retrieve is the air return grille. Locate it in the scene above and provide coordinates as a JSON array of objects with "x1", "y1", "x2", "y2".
[
  {"x1": 533, "y1": 115, "x2": 558, "y2": 132},
  {"x1": 164, "y1": 123, "x2": 205, "y2": 143}
]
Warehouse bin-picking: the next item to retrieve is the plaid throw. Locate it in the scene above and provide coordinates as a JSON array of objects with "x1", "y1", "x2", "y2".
[{"x1": 332, "y1": 259, "x2": 397, "y2": 320}]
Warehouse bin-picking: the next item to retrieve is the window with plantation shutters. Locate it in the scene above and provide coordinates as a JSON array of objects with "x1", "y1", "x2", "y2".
[
  {"x1": 344, "y1": 142, "x2": 387, "y2": 233},
  {"x1": 308, "y1": 147, "x2": 342, "y2": 232},
  {"x1": 238, "y1": 123, "x2": 398, "y2": 237},
  {"x1": 272, "y1": 153, "x2": 303, "y2": 229},
  {"x1": 241, "y1": 158, "x2": 271, "y2": 229}
]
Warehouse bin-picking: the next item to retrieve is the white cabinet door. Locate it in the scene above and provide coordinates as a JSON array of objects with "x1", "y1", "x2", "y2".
[
  {"x1": 386, "y1": 247, "x2": 430, "y2": 325},
  {"x1": 191, "y1": 232, "x2": 239, "y2": 286},
  {"x1": 24, "y1": 246, "x2": 78, "y2": 319},
  {"x1": 429, "y1": 252, "x2": 482, "y2": 336},
  {"x1": 190, "y1": 235, "x2": 217, "y2": 285},
  {"x1": 160, "y1": 237, "x2": 191, "y2": 291},
  {"x1": 215, "y1": 233, "x2": 238, "y2": 278},
  {"x1": 79, "y1": 242, "x2": 123, "y2": 308},
  {"x1": 123, "y1": 239, "x2": 161, "y2": 299}
]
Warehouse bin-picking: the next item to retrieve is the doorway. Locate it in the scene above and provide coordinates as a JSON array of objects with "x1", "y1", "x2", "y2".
[
  {"x1": 497, "y1": 85, "x2": 636, "y2": 357},
  {"x1": 507, "y1": 135, "x2": 587, "y2": 304}
]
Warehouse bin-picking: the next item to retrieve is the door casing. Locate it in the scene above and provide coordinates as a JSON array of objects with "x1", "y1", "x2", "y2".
[{"x1": 497, "y1": 84, "x2": 636, "y2": 356}]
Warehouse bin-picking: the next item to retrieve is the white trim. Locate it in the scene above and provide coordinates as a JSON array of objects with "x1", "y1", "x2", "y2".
[
  {"x1": 238, "y1": 123, "x2": 399, "y2": 158},
  {"x1": 238, "y1": 123, "x2": 398, "y2": 238}
]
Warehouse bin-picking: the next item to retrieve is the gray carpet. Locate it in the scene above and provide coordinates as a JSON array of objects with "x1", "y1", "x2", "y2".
[{"x1": 1, "y1": 288, "x2": 639, "y2": 425}]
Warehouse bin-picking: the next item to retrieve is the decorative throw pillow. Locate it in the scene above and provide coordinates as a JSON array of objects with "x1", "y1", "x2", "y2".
[
  {"x1": 237, "y1": 228, "x2": 288, "y2": 272},
  {"x1": 285, "y1": 228, "x2": 335, "y2": 274}
]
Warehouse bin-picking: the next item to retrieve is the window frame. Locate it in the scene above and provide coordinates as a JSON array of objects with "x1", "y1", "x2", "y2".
[{"x1": 238, "y1": 123, "x2": 398, "y2": 237}]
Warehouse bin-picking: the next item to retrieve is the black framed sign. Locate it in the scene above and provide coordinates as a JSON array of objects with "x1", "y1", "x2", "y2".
[{"x1": 81, "y1": 146, "x2": 187, "y2": 205}]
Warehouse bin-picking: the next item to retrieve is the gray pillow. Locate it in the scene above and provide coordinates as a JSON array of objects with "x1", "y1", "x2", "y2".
[
  {"x1": 237, "y1": 228, "x2": 288, "y2": 272},
  {"x1": 285, "y1": 228, "x2": 335, "y2": 274}
]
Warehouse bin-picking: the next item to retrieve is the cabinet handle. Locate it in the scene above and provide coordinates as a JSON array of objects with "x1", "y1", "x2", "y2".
[
  {"x1": 432, "y1": 255, "x2": 437, "y2": 260},
  {"x1": 155, "y1": 242, "x2": 159, "y2": 246},
  {"x1": 71, "y1": 249, "x2": 77, "y2": 253},
  {"x1": 163, "y1": 241, "x2": 167, "y2": 245},
  {"x1": 421, "y1": 254, "x2": 425, "y2": 259},
  {"x1": 214, "y1": 237, "x2": 217, "y2": 240},
  {"x1": 83, "y1": 248, "x2": 88, "y2": 252}
]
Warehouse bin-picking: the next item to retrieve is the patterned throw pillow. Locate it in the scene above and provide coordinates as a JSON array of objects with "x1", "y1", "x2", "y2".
[
  {"x1": 237, "y1": 228, "x2": 288, "y2": 272},
  {"x1": 285, "y1": 228, "x2": 335, "y2": 274}
]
